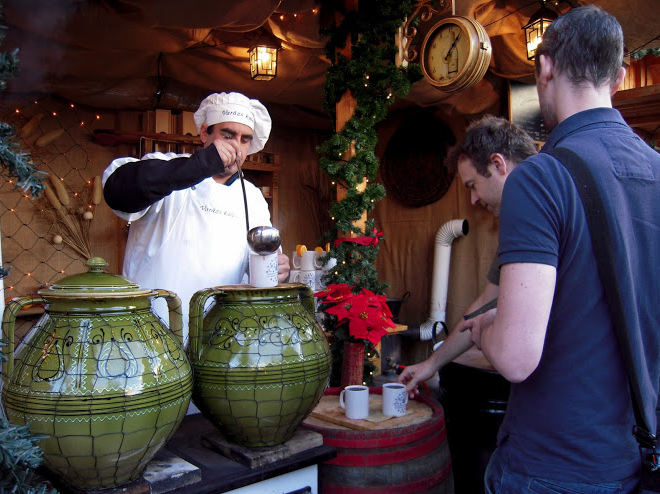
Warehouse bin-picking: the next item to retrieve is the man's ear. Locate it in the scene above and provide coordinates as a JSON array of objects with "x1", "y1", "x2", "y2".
[
  {"x1": 537, "y1": 54, "x2": 553, "y2": 87},
  {"x1": 611, "y1": 66, "x2": 626, "y2": 96},
  {"x1": 199, "y1": 124, "x2": 209, "y2": 144},
  {"x1": 491, "y1": 153, "x2": 508, "y2": 175}
]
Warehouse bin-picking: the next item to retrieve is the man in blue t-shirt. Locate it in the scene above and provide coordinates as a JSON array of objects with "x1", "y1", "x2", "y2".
[{"x1": 463, "y1": 6, "x2": 660, "y2": 493}]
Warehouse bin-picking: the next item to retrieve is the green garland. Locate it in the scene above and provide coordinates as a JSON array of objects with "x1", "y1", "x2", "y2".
[
  {"x1": 0, "y1": 5, "x2": 55, "y2": 493},
  {"x1": 0, "y1": 14, "x2": 45, "y2": 199},
  {"x1": 317, "y1": 0, "x2": 422, "y2": 385},
  {"x1": 630, "y1": 46, "x2": 660, "y2": 60},
  {"x1": 1, "y1": 6, "x2": 46, "y2": 279}
]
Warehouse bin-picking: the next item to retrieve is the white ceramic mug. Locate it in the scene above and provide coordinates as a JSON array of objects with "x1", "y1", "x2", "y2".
[
  {"x1": 340, "y1": 385, "x2": 369, "y2": 420},
  {"x1": 382, "y1": 382, "x2": 409, "y2": 417},
  {"x1": 293, "y1": 250, "x2": 323, "y2": 271},
  {"x1": 248, "y1": 251, "x2": 278, "y2": 288},
  {"x1": 292, "y1": 269, "x2": 316, "y2": 290},
  {"x1": 315, "y1": 269, "x2": 326, "y2": 290},
  {"x1": 288, "y1": 269, "x2": 300, "y2": 283}
]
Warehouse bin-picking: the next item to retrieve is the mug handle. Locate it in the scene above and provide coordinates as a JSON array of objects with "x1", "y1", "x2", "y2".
[
  {"x1": 292, "y1": 254, "x2": 302, "y2": 269},
  {"x1": 340, "y1": 389, "x2": 346, "y2": 410},
  {"x1": 313, "y1": 252, "x2": 324, "y2": 269}
]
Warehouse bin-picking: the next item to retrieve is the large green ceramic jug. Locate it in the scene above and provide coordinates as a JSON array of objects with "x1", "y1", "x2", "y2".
[
  {"x1": 1, "y1": 258, "x2": 193, "y2": 490},
  {"x1": 189, "y1": 283, "x2": 331, "y2": 447}
]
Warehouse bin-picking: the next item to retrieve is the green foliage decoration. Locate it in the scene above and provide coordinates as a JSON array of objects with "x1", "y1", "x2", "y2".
[
  {"x1": 0, "y1": 12, "x2": 45, "y2": 198},
  {"x1": 630, "y1": 46, "x2": 660, "y2": 60},
  {"x1": 316, "y1": 0, "x2": 422, "y2": 385},
  {"x1": 0, "y1": 4, "x2": 56, "y2": 493}
]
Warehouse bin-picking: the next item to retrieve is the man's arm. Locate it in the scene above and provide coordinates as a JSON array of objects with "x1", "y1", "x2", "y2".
[
  {"x1": 103, "y1": 146, "x2": 226, "y2": 213},
  {"x1": 398, "y1": 281, "x2": 499, "y2": 397},
  {"x1": 470, "y1": 262, "x2": 555, "y2": 382}
]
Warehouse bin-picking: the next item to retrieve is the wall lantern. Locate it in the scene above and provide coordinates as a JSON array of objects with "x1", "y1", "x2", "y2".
[
  {"x1": 523, "y1": 0, "x2": 558, "y2": 60},
  {"x1": 248, "y1": 37, "x2": 280, "y2": 81}
]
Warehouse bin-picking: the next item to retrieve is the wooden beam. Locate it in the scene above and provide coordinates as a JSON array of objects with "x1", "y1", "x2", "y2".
[{"x1": 335, "y1": 0, "x2": 367, "y2": 235}]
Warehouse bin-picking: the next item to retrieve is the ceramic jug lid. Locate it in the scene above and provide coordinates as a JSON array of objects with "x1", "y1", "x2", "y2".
[{"x1": 41, "y1": 257, "x2": 152, "y2": 296}]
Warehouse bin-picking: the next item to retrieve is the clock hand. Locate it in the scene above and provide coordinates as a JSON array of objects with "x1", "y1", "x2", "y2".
[{"x1": 445, "y1": 30, "x2": 462, "y2": 60}]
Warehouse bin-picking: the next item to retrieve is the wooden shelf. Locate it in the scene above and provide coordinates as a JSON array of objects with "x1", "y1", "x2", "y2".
[{"x1": 613, "y1": 84, "x2": 660, "y2": 139}]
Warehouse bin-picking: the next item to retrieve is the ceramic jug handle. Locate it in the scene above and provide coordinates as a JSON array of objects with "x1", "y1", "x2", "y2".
[
  {"x1": 297, "y1": 284, "x2": 315, "y2": 314},
  {"x1": 2, "y1": 295, "x2": 45, "y2": 384},
  {"x1": 189, "y1": 287, "x2": 225, "y2": 358},
  {"x1": 153, "y1": 289, "x2": 183, "y2": 345}
]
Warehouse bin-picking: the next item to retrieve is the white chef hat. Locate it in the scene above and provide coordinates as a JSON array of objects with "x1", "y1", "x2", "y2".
[{"x1": 193, "y1": 92, "x2": 271, "y2": 154}]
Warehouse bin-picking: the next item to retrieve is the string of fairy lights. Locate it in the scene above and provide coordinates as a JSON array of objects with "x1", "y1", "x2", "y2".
[
  {"x1": 0, "y1": 95, "x2": 110, "y2": 299},
  {"x1": 275, "y1": 7, "x2": 319, "y2": 22}
]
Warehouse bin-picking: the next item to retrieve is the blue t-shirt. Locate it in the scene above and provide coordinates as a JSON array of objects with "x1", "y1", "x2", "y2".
[{"x1": 496, "y1": 108, "x2": 660, "y2": 482}]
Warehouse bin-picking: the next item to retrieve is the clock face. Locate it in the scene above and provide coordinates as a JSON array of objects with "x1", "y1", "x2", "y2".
[
  {"x1": 420, "y1": 16, "x2": 492, "y2": 93},
  {"x1": 424, "y1": 23, "x2": 470, "y2": 83}
]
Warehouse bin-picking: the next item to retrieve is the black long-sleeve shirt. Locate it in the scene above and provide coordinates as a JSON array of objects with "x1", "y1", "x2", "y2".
[{"x1": 103, "y1": 145, "x2": 226, "y2": 213}]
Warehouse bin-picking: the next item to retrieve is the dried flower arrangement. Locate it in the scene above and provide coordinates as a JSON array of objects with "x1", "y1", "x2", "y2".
[{"x1": 41, "y1": 173, "x2": 103, "y2": 259}]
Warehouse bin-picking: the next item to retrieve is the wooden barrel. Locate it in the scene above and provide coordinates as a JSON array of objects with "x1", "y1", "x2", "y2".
[{"x1": 303, "y1": 387, "x2": 453, "y2": 494}]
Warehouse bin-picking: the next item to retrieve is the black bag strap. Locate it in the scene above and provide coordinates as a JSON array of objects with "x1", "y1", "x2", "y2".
[{"x1": 545, "y1": 147, "x2": 657, "y2": 450}]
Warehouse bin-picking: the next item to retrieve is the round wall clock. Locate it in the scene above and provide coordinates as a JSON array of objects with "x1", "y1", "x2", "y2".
[{"x1": 420, "y1": 16, "x2": 492, "y2": 93}]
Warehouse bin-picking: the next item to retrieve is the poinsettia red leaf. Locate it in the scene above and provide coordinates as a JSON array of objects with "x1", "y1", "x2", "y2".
[
  {"x1": 326, "y1": 302, "x2": 352, "y2": 319},
  {"x1": 366, "y1": 326, "x2": 389, "y2": 345},
  {"x1": 379, "y1": 301, "x2": 393, "y2": 318},
  {"x1": 348, "y1": 317, "x2": 370, "y2": 339}
]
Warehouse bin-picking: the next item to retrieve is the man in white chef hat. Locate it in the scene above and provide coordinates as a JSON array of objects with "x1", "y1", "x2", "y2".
[{"x1": 103, "y1": 92, "x2": 290, "y2": 346}]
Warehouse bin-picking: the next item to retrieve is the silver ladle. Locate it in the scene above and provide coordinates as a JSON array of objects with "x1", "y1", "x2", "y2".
[{"x1": 247, "y1": 226, "x2": 281, "y2": 255}]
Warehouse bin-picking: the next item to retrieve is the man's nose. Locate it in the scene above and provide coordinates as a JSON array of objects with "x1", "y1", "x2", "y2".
[{"x1": 470, "y1": 190, "x2": 480, "y2": 205}]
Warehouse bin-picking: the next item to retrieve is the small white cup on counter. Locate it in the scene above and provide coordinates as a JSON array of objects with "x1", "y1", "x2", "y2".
[
  {"x1": 293, "y1": 250, "x2": 323, "y2": 271},
  {"x1": 340, "y1": 385, "x2": 369, "y2": 420},
  {"x1": 382, "y1": 382, "x2": 409, "y2": 417},
  {"x1": 292, "y1": 269, "x2": 316, "y2": 291}
]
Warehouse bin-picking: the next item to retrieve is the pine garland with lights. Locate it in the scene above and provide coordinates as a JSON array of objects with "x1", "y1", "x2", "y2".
[
  {"x1": 0, "y1": 5, "x2": 46, "y2": 278},
  {"x1": 0, "y1": 5, "x2": 56, "y2": 493},
  {"x1": 317, "y1": 0, "x2": 422, "y2": 385},
  {"x1": 0, "y1": 15, "x2": 45, "y2": 200}
]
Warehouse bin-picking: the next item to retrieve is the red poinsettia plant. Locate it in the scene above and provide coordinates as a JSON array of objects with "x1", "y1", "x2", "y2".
[{"x1": 314, "y1": 283, "x2": 396, "y2": 345}]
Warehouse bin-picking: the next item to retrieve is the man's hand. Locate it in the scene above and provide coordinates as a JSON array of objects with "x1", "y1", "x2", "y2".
[
  {"x1": 460, "y1": 308, "x2": 497, "y2": 350},
  {"x1": 398, "y1": 360, "x2": 437, "y2": 399},
  {"x1": 277, "y1": 252, "x2": 290, "y2": 283},
  {"x1": 211, "y1": 139, "x2": 241, "y2": 168}
]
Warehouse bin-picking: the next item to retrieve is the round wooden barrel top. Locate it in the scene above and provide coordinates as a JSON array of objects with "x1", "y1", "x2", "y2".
[{"x1": 303, "y1": 387, "x2": 435, "y2": 432}]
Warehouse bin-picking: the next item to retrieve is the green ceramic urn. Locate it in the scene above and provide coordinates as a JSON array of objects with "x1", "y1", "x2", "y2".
[
  {"x1": 1, "y1": 258, "x2": 193, "y2": 490},
  {"x1": 189, "y1": 283, "x2": 331, "y2": 447}
]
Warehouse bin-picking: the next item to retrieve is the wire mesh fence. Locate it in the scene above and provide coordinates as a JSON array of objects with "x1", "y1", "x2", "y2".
[{"x1": 0, "y1": 94, "x2": 123, "y2": 337}]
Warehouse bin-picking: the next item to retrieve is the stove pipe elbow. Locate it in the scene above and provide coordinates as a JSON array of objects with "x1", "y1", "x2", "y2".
[{"x1": 420, "y1": 219, "x2": 469, "y2": 340}]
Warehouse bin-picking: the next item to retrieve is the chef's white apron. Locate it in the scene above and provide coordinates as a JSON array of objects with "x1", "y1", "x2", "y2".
[{"x1": 102, "y1": 152, "x2": 272, "y2": 345}]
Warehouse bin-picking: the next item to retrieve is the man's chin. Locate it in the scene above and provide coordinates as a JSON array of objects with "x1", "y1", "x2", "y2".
[{"x1": 222, "y1": 164, "x2": 239, "y2": 176}]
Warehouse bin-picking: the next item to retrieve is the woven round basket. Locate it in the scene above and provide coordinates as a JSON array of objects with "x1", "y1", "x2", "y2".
[{"x1": 380, "y1": 112, "x2": 455, "y2": 208}]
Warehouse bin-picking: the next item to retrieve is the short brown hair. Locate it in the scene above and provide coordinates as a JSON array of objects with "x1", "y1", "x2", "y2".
[
  {"x1": 445, "y1": 115, "x2": 537, "y2": 177},
  {"x1": 534, "y1": 5, "x2": 624, "y2": 90}
]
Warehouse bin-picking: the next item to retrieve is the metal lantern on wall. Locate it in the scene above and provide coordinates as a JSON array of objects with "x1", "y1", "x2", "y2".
[
  {"x1": 248, "y1": 39, "x2": 280, "y2": 80},
  {"x1": 523, "y1": 0, "x2": 558, "y2": 60}
]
